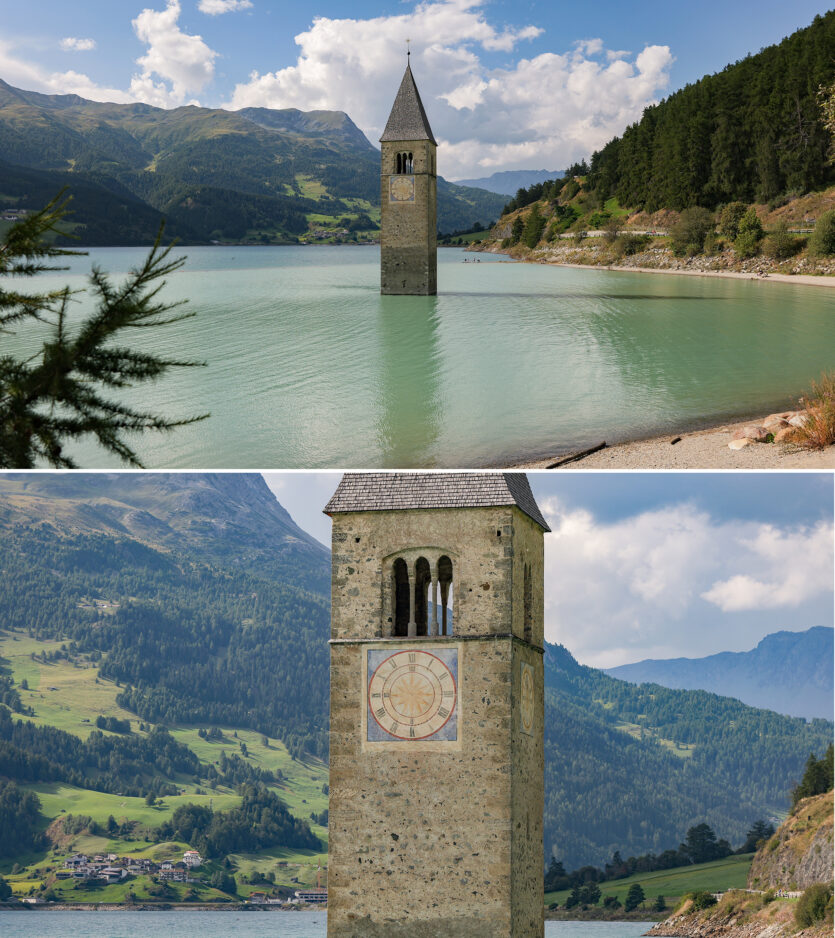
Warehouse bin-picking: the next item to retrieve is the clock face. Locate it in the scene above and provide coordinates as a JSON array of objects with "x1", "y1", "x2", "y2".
[
  {"x1": 389, "y1": 175, "x2": 415, "y2": 203},
  {"x1": 367, "y1": 647, "x2": 458, "y2": 743},
  {"x1": 520, "y1": 662, "x2": 535, "y2": 735}
]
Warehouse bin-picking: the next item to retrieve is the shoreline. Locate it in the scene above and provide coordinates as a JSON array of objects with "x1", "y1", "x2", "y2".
[
  {"x1": 471, "y1": 240, "x2": 835, "y2": 287},
  {"x1": 544, "y1": 261, "x2": 835, "y2": 288},
  {"x1": 1, "y1": 905, "x2": 659, "y2": 922},
  {"x1": 510, "y1": 411, "x2": 835, "y2": 470}
]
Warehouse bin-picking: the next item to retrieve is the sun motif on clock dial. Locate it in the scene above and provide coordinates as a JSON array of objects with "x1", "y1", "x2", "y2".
[
  {"x1": 389, "y1": 175, "x2": 415, "y2": 202},
  {"x1": 367, "y1": 649, "x2": 457, "y2": 741}
]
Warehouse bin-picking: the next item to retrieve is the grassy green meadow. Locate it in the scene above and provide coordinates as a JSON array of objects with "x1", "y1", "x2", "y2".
[
  {"x1": 1, "y1": 628, "x2": 327, "y2": 899},
  {"x1": 545, "y1": 853, "x2": 754, "y2": 908}
]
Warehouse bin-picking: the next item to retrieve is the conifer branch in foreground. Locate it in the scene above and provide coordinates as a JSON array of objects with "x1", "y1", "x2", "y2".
[{"x1": 0, "y1": 194, "x2": 208, "y2": 468}]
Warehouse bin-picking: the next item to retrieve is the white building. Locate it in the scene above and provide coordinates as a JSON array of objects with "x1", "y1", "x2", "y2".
[{"x1": 183, "y1": 850, "x2": 202, "y2": 868}]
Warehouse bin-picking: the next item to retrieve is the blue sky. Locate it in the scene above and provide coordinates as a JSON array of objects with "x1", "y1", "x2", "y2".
[
  {"x1": 3, "y1": 1, "x2": 829, "y2": 178},
  {"x1": 264, "y1": 471, "x2": 834, "y2": 668}
]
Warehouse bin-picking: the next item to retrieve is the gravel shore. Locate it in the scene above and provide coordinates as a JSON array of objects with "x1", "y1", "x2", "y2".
[{"x1": 513, "y1": 417, "x2": 835, "y2": 470}]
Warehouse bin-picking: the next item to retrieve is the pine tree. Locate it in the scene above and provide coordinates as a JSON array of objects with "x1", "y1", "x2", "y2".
[
  {"x1": 625, "y1": 883, "x2": 645, "y2": 911},
  {"x1": 0, "y1": 194, "x2": 207, "y2": 467}
]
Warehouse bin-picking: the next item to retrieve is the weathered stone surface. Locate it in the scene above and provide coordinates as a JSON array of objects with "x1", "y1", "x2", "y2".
[
  {"x1": 729, "y1": 438, "x2": 752, "y2": 450},
  {"x1": 763, "y1": 418, "x2": 790, "y2": 431},
  {"x1": 774, "y1": 427, "x2": 795, "y2": 443},
  {"x1": 788, "y1": 413, "x2": 809, "y2": 428},
  {"x1": 733, "y1": 425, "x2": 769, "y2": 442},
  {"x1": 328, "y1": 489, "x2": 545, "y2": 938},
  {"x1": 748, "y1": 791, "x2": 833, "y2": 891}
]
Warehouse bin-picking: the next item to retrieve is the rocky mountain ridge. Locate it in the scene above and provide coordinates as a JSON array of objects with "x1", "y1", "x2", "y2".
[{"x1": 0, "y1": 78, "x2": 505, "y2": 243}]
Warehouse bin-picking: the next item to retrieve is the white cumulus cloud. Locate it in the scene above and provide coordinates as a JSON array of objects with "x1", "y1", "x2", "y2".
[
  {"x1": 227, "y1": 0, "x2": 671, "y2": 178},
  {"x1": 60, "y1": 38, "x2": 97, "y2": 52},
  {"x1": 130, "y1": 0, "x2": 217, "y2": 107},
  {"x1": 540, "y1": 498, "x2": 833, "y2": 668},
  {"x1": 701, "y1": 523, "x2": 835, "y2": 612},
  {"x1": 198, "y1": 0, "x2": 253, "y2": 15}
]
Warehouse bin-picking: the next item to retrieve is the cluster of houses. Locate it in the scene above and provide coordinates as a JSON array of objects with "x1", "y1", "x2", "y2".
[
  {"x1": 0, "y1": 208, "x2": 28, "y2": 222},
  {"x1": 58, "y1": 850, "x2": 202, "y2": 884},
  {"x1": 307, "y1": 226, "x2": 352, "y2": 242},
  {"x1": 248, "y1": 888, "x2": 327, "y2": 906}
]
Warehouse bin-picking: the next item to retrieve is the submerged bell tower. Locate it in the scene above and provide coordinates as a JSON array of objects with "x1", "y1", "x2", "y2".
[
  {"x1": 380, "y1": 55, "x2": 438, "y2": 295},
  {"x1": 325, "y1": 472, "x2": 548, "y2": 938}
]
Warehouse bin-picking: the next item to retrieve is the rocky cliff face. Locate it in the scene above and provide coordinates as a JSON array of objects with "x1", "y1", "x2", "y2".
[
  {"x1": 748, "y1": 792, "x2": 833, "y2": 891},
  {"x1": 649, "y1": 791, "x2": 833, "y2": 938}
]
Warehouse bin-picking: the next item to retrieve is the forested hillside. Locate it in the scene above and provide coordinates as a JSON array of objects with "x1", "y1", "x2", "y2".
[
  {"x1": 0, "y1": 474, "x2": 330, "y2": 757},
  {"x1": 543, "y1": 643, "x2": 832, "y2": 868},
  {"x1": 588, "y1": 12, "x2": 835, "y2": 210},
  {"x1": 0, "y1": 474, "x2": 830, "y2": 871},
  {"x1": 0, "y1": 79, "x2": 504, "y2": 243}
]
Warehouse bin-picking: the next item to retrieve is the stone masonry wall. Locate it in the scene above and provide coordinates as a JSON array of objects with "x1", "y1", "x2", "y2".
[
  {"x1": 381, "y1": 139, "x2": 437, "y2": 295},
  {"x1": 328, "y1": 505, "x2": 545, "y2": 937}
]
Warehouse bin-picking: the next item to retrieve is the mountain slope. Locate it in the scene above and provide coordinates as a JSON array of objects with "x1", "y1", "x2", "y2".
[
  {"x1": 542, "y1": 642, "x2": 832, "y2": 868},
  {"x1": 0, "y1": 473, "x2": 329, "y2": 593},
  {"x1": 0, "y1": 474, "x2": 331, "y2": 755},
  {"x1": 589, "y1": 12, "x2": 835, "y2": 210},
  {"x1": 0, "y1": 78, "x2": 505, "y2": 242},
  {"x1": 0, "y1": 475, "x2": 830, "y2": 870},
  {"x1": 606, "y1": 628, "x2": 834, "y2": 721}
]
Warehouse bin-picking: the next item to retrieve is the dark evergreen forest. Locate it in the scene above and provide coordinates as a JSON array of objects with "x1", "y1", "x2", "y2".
[
  {"x1": 542, "y1": 643, "x2": 832, "y2": 867},
  {"x1": 588, "y1": 12, "x2": 835, "y2": 209},
  {"x1": 1, "y1": 525, "x2": 330, "y2": 758}
]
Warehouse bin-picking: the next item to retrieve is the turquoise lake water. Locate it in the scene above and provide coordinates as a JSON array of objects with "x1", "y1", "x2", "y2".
[
  {"x1": 0, "y1": 911, "x2": 655, "y2": 938},
  {"x1": 10, "y1": 245, "x2": 834, "y2": 468}
]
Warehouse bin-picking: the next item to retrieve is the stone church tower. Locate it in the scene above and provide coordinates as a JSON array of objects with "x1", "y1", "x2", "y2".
[
  {"x1": 379, "y1": 60, "x2": 437, "y2": 295},
  {"x1": 325, "y1": 473, "x2": 548, "y2": 938}
]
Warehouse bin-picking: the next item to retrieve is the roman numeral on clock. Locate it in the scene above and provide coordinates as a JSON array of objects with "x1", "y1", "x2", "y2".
[
  {"x1": 376, "y1": 708, "x2": 385, "y2": 720},
  {"x1": 438, "y1": 707, "x2": 449, "y2": 718}
]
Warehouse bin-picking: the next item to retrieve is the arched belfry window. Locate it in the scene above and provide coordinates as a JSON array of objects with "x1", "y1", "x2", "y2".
[
  {"x1": 523, "y1": 563, "x2": 532, "y2": 643},
  {"x1": 438, "y1": 555, "x2": 453, "y2": 636},
  {"x1": 393, "y1": 558, "x2": 410, "y2": 637},
  {"x1": 415, "y1": 557, "x2": 431, "y2": 636},
  {"x1": 387, "y1": 553, "x2": 454, "y2": 638},
  {"x1": 396, "y1": 152, "x2": 414, "y2": 175}
]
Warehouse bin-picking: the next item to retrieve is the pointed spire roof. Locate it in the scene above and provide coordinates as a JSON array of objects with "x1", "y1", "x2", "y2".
[
  {"x1": 324, "y1": 473, "x2": 550, "y2": 531},
  {"x1": 380, "y1": 63, "x2": 437, "y2": 145}
]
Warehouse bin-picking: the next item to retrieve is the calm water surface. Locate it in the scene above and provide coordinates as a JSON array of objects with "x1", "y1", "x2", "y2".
[
  {"x1": 0, "y1": 911, "x2": 654, "y2": 938},
  {"x1": 12, "y1": 245, "x2": 834, "y2": 468}
]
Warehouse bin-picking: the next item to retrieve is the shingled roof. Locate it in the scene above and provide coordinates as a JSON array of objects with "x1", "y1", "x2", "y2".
[
  {"x1": 380, "y1": 63, "x2": 437, "y2": 145},
  {"x1": 324, "y1": 473, "x2": 550, "y2": 531}
]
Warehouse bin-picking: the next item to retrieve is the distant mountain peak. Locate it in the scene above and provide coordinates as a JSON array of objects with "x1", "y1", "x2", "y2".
[{"x1": 605, "y1": 627, "x2": 834, "y2": 721}]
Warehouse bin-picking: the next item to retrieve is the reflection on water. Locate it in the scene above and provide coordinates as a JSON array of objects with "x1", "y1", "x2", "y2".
[
  {"x1": 375, "y1": 296, "x2": 444, "y2": 466},
  {"x1": 14, "y1": 245, "x2": 835, "y2": 469}
]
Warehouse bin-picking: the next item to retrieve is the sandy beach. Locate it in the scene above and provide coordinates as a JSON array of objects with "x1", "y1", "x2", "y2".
[{"x1": 514, "y1": 416, "x2": 835, "y2": 470}]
